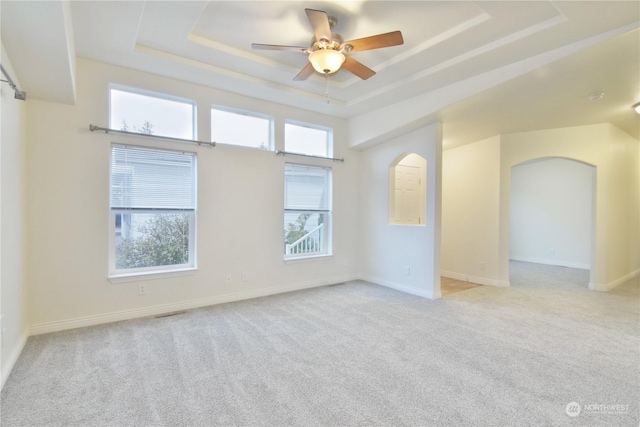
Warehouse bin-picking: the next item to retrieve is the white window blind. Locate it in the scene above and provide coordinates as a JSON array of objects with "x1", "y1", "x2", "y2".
[
  {"x1": 284, "y1": 164, "x2": 330, "y2": 211},
  {"x1": 110, "y1": 145, "x2": 196, "y2": 211}
]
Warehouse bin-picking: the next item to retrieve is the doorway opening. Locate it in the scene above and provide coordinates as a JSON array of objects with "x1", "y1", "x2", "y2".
[{"x1": 509, "y1": 157, "x2": 595, "y2": 288}]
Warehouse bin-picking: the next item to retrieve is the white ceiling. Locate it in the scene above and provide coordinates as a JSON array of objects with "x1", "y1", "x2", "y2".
[{"x1": 2, "y1": 1, "x2": 639, "y2": 149}]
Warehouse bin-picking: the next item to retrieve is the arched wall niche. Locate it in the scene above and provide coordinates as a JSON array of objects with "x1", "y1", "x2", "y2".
[{"x1": 389, "y1": 152, "x2": 427, "y2": 225}]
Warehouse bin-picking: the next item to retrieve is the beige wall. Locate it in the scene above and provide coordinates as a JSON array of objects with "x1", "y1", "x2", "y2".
[
  {"x1": 26, "y1": 58, "x2": 361, "y2": 333},
  {"x1": 605, "y1": 125, "x2": 640, "y2": 285},
  {"x1": 441, "y1": 136, "x2": 504, "y2": 286},
  {"x1": 1, "y1": 46, "x2": 29, "y2": 388}
]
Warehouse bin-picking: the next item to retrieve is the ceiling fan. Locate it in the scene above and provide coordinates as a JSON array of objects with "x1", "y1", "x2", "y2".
[{"x1": 251, "y1": 8, "x2": 404, "y2": 81}]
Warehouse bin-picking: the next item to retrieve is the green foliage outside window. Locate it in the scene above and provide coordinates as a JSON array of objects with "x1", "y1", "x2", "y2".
[
  {"x1": 116, "y1": 214, "x2": 189, "y2": 269},
  {"x1": 284, "y1": 213, "x2": 311, "y2": 246}
]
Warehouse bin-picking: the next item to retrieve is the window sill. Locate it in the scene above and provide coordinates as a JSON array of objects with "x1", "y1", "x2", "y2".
[
  {"x1": 109, "y1": 267, "x2": 197, "y2": 284},
  {"x1": 283, "y1": 254, "x2": 333, "y2": 264}
]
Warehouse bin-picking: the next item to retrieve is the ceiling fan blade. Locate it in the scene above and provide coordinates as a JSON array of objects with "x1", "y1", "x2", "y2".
[
  {"x1": 342, "y1": 56, "x2": 376, "y2": 80},
  {"x1": 293, "y1": 62, "x2": 315, "y2": 81},
  {"x1": 251, "y1": 43, "x2": 308, "y2": 53},
  {"x1": 344, "y1": 31, "x2": 404, "y2": 52},
  {"x1": 305, "y1": 8, "x2": 332, "y2": 42}
]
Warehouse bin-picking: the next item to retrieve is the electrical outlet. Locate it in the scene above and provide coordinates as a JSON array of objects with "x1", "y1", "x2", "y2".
[
  {"x1": 404, "y1": 266, "x2": 411, "y2": 276},
  {"x1": 549, "y1": 248, "x2": 556, "y2": 255},
  {"x1": 241, "y1": 272, "x2": 248, "y2": 282},
  {"x1": 138, "y1": 284, "x2": 147, "y2": 295},
  {"x1": 226, "y1": 274, "x2": 232, "y2": 283},
  {"x1": 480, "y1": 262, "x2": 486, "y2": 271}
]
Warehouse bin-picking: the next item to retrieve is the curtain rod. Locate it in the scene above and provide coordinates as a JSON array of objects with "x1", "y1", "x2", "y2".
[
  {"x1": 0, "y1": 63, "x2": 26, "y2": 101},
  {"x1": 89, "y1": 124, "x2": 215, "y2": 147},
  {"x1": 275, "y1": 150, "x2": 344, "y2": 163}
]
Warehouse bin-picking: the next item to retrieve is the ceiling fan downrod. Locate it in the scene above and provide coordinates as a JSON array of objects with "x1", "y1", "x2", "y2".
[{"x1": 325, "y1": 71, "x2": 330, "y2": 104}]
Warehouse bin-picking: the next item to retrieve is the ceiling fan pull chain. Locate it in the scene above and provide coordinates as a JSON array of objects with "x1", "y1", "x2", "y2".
[{"x1": 325, "y1": 71, "x2": 330, "y2": 104}]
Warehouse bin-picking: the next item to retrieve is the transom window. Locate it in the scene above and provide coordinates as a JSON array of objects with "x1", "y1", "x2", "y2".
[
  {"x1": 284, "y1": 164, "x2": 332, "y2": 258},
  {"x1": 284, "y1": 121, "x2": 332, "y2": 158},
  {"x1": 211, "y1": 106, "x2": 273, "y2": 150},
  {"x1": 109, "y1": 144, "x2": 197, "y2": 276},
  {"x1": 109, "y1": 86, "x2": 196, "y2": 139}
]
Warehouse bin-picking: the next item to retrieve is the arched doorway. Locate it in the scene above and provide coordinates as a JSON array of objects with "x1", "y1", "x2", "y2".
[{"x1": 509, "y1": 157, "x2": 596, "y2": 288}]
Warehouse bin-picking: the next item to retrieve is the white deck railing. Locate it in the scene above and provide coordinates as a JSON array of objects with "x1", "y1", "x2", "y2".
[{"x1": 285, "y1": 223, "x2": 324, "y2": 255}]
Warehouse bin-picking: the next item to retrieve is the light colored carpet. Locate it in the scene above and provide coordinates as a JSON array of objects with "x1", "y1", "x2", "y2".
[{"x1": 2, "y1": 262, "x2": 638, "y2": 426}]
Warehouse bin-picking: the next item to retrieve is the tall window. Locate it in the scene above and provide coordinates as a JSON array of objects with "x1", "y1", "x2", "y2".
[
  {"x1": 211, "y1": 106, "x2": 273, "y2": 149},
  {"x1": 109, "y1": 86, "x2": 196, "y2": 139},
  {"x1": 110, "y1": 144, "x2": 197, "y2": 276},
  {"x1": 284, "y1": 121, "x2": 332, "y2": 157},
  {"x1": 284, "y1": 164, "x2": 332, "y2": 258}
]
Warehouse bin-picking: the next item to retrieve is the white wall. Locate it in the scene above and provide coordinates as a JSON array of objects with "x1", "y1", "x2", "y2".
[
  {"x1": 0, "y1": 46, "x2": 29, "y2": 388},
  {"x1": 500, "y1": 124, "x2": 639, "y2": 290},
  {"x1": 510, "y1": 158, "x2": 594, "y2": 269},
  {"x1": 358, "y1": 123, "x2": 442, "y2": 299},
  {"x1": 441, "y1": 136, "x2": 505, "y2": 286},
  {"x1": 26, "y1": 58, "x2": 361, "y2": 334}
]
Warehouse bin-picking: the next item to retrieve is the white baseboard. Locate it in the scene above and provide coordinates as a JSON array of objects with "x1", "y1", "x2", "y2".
[
  {"x1": 29, "y1": 275, "x2": 357, "y2": 336},
  {"x1": 441, "y1": 270, "x2": 510, "y2": 288},
  {"x1": 1, "y1": 331, "x2": 28, "y2": 391},
  {"x1": 510, "y1": 256, "x2": 590, "y2": 270},
  {"x1": 589, "y1": 269, "x2": 639, "y2": 292},
  {"x1": 360, "y1": 275, "x2": 440, "y2": 299}
]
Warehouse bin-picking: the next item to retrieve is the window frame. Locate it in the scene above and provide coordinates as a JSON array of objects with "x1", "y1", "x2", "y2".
[
  {"x1": 284, "y1": 120, "x2": 333, "y2": 158},
  {"x1": 211, "y1": 105, "x2": 274, "y2": 150},
  {"x1": 108, "y1": 144, "x2": 198, "y2": 279},
  {"x1": 283, "y1": 163, "x2": 333, "y2": 260},
  {"x1": 109, "y1": 84, "x2": 197, "y2": 140}
]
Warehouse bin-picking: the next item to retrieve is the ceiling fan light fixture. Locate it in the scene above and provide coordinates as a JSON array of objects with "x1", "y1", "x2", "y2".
[{"x1": 308, "y1": 49, "x2": 345, "y2": 74}]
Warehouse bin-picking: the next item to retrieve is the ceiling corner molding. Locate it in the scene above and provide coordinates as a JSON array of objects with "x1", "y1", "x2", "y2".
[
  {"x1": 332, "y1": 12, "x2": 492, "y2": 92},
  {"x1": 0, "y1": 0, "x2": 77, "y2": 104},
  {"x1": 187, "y1": 33, "x2": 298, "y2": 72},
  {"x1": 345, "y1": 12, "x2": 569, "y2": 108},
  {"x1": 61, "y1": 0, "x2": 77, "y2": 104},
  {"x1": 132, "y1": 43, "x2": 342, "y2": 107}
]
